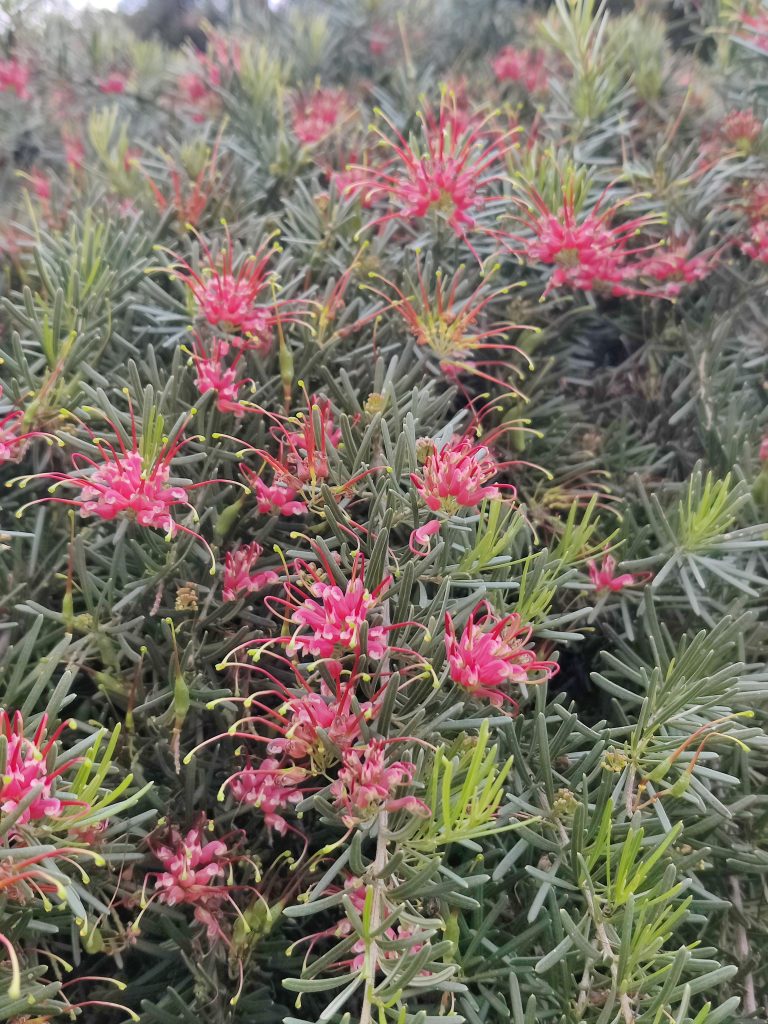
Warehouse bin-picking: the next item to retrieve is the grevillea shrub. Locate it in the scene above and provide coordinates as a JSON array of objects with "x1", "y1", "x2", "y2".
[{"x1": 1, "y1": 0, "x2": 768, "y2": 1021}]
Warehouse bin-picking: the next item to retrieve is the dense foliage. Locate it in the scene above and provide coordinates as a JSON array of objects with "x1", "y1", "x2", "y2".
[{"x1": 1, "y1": 0, "x2": 768, "y2": 1021}]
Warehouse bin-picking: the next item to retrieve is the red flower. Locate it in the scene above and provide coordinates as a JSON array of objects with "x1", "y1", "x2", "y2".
[
  {"x1": 637, "y1": 241, "x2": 715, "y2": 296},
  {"x1": 292, "y1": 88, "x2": 352, "y2": 146},
  {"x1": 409, "y1": 518, "x2": 441, "y2": 555},
  {"x1": 366, "y1": 262, "x2": 528, "y2": 393},
  {"x1": 238, "y1": 394, "x2": 351, "y2": 514},
  {"x1": 0, "y1": 58, "x2": 30, "y2": 100},
  {"x1": 179, "y1": 72, "x2": 211, "y2": 105},
  {"x1": 225, "y1": 548, "x2": 407, "y2": 679},
  {"x1": 169, "y1": 228, "x2": 290, "y2": 348},
  {"x1": 746, "y1": 181, "x2": 768, "y2": 221},
  {"x1": 227, "y1": 759, "x2": 307, "y2": 835},
  {"x1": 286, "y1": 568, "x2": 391, "y2": 662},
  {"x1": 721, "y1": 109, "x2": 763, "y2": 151},
  {"x1": 190, "y1": 337, "x2": 252, "y2": 416},
  {"x1": 332, "y1": 160, "x2": 378, "y2": 206},
  {"x1": 97, "y1": 72, "x2": 127, "y2": 94},
  {"x1": 588, "y1": 554, "x2": 651, "y2": 593},
  {"x1": 741, "y1": 219, "x2": 768, "y2": 262},
  {"x1": 222, "y1": 542, "x2": 278, "y2": 601},
  {"x1": 43, "y1": 451, "x2": 187, "y2": 533},
  {"x1": 411, "y1": 434, "x2": 509, "y2": 512},
  {"x1": 266, "y1": 691, "x2": 369, "y2": 764},
  {"x1": 248, "y1": 474, "x2": 308, "y2": 516},
  {"x1": 760, "y1": 435, "x2": 768, "y2": 461},
  {"x1": 445, "y1": 603, "x2": 557, "y2": 707},
  {"x1": 0, "y1": 711, "x2": 82, "y2": 825},
  {"x1": 738, "y1": 10, "x2": 768, "y2": 52},
  {"x1": 141, "y1": 142, "x2": 221, "y2": 229},
  {"x1": 350, "y1": 95, "x2": 514, "y2": 251},
  {"x1": 330, "y1": 740, "x2": 430, "y2": 826},
  {"x1": 152, "y1": 825, "x2": 230, "y2": 939},
  {"x1": 0, "y1": 403, "x2": 55, "y2": 465},
  {"x1": 177, "y1": 65, "x2": 221, "y2": 122},
  {"x1": 63, "y1": 133, "x2": 86, "y2": 171},
  {"x1": 17, "y1": 407, "x2": 221, "y2": 564},
  {"x1": 492, "y1": 46, "x2": 547, "y2": 92},
  {"x1": 27, "y1": 169, "x2": 52, "y2": 202},
  {"x1": 506, "y1": 186, "x2": 663, "y2": 297}
]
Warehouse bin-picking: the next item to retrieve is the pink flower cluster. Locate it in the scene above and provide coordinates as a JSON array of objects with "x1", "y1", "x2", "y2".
[
  {"x1": 222, "y1": 542, "x2": 278, "y2": 601},
  {"x1": 191, "y1": 337, "x2": 252, "y2": 416},
  {"x1": 350, "y1": 97, "x2": 513, "y2": 248},
  {"x1": 740, "y1": 183, "x2": 768, "y2": 263},
  {"x1": 738, "y1": 9, "x2": 768, "y2": 52},
  {"x1": 720, "y1": 109, "x2": 763, "y2": 151},
  {"x1": 330, "y1": 740, "x2": 430, "y2": 826},
  {"x1": 0, "y1": 711, "x2": 79, "y2": 825},
  {"x1": 281, "y1": 397, "x2": 341, "y2": 485},
  {"x1": 492, "y1": 46, "x2": 547, "y2": 93},
  {"x1": 0, "y1": 58, "x2": 30, "y2": 100},
  {"x1": 637, "y1": 242, "x2": 714, "y2": 297},
  {"x1": 267, "y1": 692, "x2": 367, "y2": 763},
  {"x1": 295, "y1": 876, "x2": 426, "y2": 974},
  {"x1": 228, "y1": 760, "x2": 307, "y2": 836},
  {"x1": 287, "y1": 574, "x2": 390, "y2": 662},
  {"x1": 588, "y1": 554, "x2": 651, "y2": 594},
  {"x1": 171, "y1": 232, "x2": 280, "y2": 348},
  {"x1": 292, "y1": 88, "x2": 351, "y2": 145},
  {"x1": 0, "y1": 404, "x2": 40, "y2": 465},
  {"x1": 67, "y1": 450, "x2": 189, "y2": 535},
  {"x1": 411, "y1": 434, "x2": 506, "y2": 512},
  {"x1": 445, "y1": 603, "x2": 558, "y2": 707},
  {"x1": 97, "y1": 72, "x2": 127, "y2": 94},
  {"x1": 178, "y1": 55, "x2": 221, "y2": 121},
  {"x1": 215, "y1": 551, "x2": 408, "y2": 835},
  {"x1": 23, "y1": 414, "x2": 216, "y2": 556},
  {"x1": 509, "y1": 190, "x2": 713, "y2": 298},
  {"x1": 153, "y1": 825, "x2": 230, "y2": 939},
  {"x1": 240, "y1": 396, "x2": 343, "y2": 517},
  {"x1": 249, "y1": 474, "x2": 308, "y2": 516}
]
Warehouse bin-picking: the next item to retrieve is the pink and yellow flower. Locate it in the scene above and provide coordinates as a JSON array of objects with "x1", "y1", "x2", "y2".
[
  {"x1": 0, "y1": 711, "x2": 82, "y2": 825},
  {"x1": 588, "y1": 554, "x2": 651, "y2": 593},
  {"x1": 492, "y1": 46, "x2": 548, "y2": 93},
  {"x1": 330, "y1": 740, "x2": 430, "y2": 826},
  {"x1": 292, "y1": 88, "x2": 353, "y2": 146},
  {"x1": 152, "y1": 825, "x2": 230, "y2": 939},
  {"x1": 445, "y1": 603, "x2": 557, "y2": 707},
  {"x1": 222, "y1": 542, "x2": 279, "y2": 601},
  {"x1": 227, "y1": 759, "x2": 307, "y2": 836},
  {"x1": 350, "y1": 95, "x2": 514, "y2": 251},
  {"x1": 411, "y1": 434, "x2": 509, "y2": 512}
]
